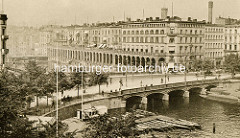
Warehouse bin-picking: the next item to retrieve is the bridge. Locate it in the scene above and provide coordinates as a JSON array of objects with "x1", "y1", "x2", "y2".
[{"x1": 43, "y1": 78, "x2": 223, "y2": 120}]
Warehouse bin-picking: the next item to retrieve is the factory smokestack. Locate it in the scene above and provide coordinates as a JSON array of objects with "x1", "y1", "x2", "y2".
[
  {"x1": 208, "y1": 1, "x2": 213, "y2": 24},
  {"x1": 161, "y1": 8, "x2": 168, "y2": 19}
]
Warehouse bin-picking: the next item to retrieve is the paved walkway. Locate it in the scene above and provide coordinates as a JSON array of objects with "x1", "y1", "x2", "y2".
[
  {"x1": 35, "y1": 73, "x2": 237, "y2": 106},
  {"x1": 58, "y1": 73, "x2": 232, "y2": 98}
]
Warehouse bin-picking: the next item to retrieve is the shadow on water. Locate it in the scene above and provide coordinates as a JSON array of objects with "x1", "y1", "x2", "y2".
[{"x1": 109, "y1": 82, "x2": 240, "y2": 137}]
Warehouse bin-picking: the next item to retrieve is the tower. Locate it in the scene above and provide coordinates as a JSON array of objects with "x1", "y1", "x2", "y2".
[
  {"x1": 161, "y1": 8, "x2": 168, "y2": 19},
  {"x1": 208, "y1": 1, "x2": 213, "y2": 24},
  {"x1": 0, "y1": 13, "x2": 8, "y2": 70}
]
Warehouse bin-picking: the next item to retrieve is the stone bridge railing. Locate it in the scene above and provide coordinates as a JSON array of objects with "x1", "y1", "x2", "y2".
[
  {"x1": 43, "y1": 78, "x2": 223, "y2": 120},
  {"x1": 108, "y1": 79, "x2": 221, "y2": 97}
]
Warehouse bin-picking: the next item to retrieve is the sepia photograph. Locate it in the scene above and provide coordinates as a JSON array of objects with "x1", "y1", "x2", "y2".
[{"x1": 0, "y1": 0, "x2": 240, "y2": 137}]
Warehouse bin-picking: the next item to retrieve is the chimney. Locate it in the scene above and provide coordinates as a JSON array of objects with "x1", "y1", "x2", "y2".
[
  {"x1": 208, "y1": 1, "x2": 213, "y2": 24},
  {"x1": 161, "y1": 8, "x2": 168, "y2": 19},
  {"x1": 149, "y1": 17, "x2": 153, "y2": 21}
]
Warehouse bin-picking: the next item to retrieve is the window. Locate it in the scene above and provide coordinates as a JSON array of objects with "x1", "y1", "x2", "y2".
[
  {"x1": 145, "y1": 30, "x2": 149, "y2": 34},
  {"x1": 145, "y1": 37, "x2": 148, "y2": 43},
  {"x1": 235, "y1": 45, "x2": 237, "y2": 50},
  {"x1": 155, "y1": 37, "x2": 159, "y2": 43},
  {"x1": 160, "y1": 30, "x2": 164, "y2": 34},
  {"x1": 136, "y1": 37, "x2": 139, "y2": 43},
  {"x1": 150, "y1": 37, "x2": 154, "y2": 43},
  {"x1": 123, "y1": 37, "x2": 126, "y2": 42},
  {"x1": 150, "y1": 30, "x2": 154, "y2": 34},
  {"x1": 180, "y1": 30, "x2": 183, "y2": 34},
  {"x1": 155, "y1": 30, "x2": 159, "y2": 34},
  {"x1": 169, "y1": 38, "x2": 174, "y2": 43}
]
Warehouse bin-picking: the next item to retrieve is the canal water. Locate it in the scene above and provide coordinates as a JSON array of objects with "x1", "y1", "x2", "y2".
[{"x1": 111, "y1": 81, "x2": 240, "y2": 138}]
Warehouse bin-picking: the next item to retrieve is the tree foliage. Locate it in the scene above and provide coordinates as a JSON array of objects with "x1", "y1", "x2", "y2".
[
  {"x1": 224, "y1": 54, "x2": 240, "y2": 74},
  {"x1": 83, "y1": 113, "x2": 137, "y2": 138},
  {"x1": 88, "y1": 72, "x2": 109, "y2": 94}
]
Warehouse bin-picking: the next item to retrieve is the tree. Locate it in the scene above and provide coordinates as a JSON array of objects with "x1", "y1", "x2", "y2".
[
  {"x1": 202, "y1": 59, "x2": 214, "y2": 71},
  {"x1": 47, "y1": 71, "x2": 72, "y2": 96},
  {"x1": 83, "y1": 113, "x2": 137, "y2": 137},
  {"x1": 88, "y1": 72, "x2": 109, "y2": 94},
  {"x1": 23, "y1": 60, "x2": 47, "y2": 107},
  {"x1": 0, "y1": 69, "x2": 36, "y2": 137},
  {"x1": 192, "y1": 59, "x2": 203, "y2": 71},
  {"x1": 224, "y1": 54, "x2": 240, "y2": 77},
  {"x1": 69, "y1": 70, "x2": 87, "y2": 97}
]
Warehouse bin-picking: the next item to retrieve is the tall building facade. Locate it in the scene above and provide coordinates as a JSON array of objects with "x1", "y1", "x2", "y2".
[
  {"x1": 224, "y1": 25, "x2": 240, "y2": 56},
  {"x1": 204, "y1": 24, "x2": 225, "y2": 67},
  {"x1": 121, "y1": 18, "x2": 205, "y2": 68}
]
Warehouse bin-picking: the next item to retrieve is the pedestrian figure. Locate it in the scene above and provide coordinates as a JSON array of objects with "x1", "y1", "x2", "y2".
[
  {"x1": 167, "y1": 76, "x2": 170, "y2": 82},
  {"x1": 51, "y1": 100, "x2": 55, "y2": 108},
  {"x1": 213, "y1": 123, "x2": 216, "y2": 134}
]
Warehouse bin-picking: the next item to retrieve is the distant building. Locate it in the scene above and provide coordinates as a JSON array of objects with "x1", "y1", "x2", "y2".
[
  {"x1": 216, "y1": 16, "x2": 240, "y2": 25},
  {"x1": 224, "y1": 25, "x2": 240, "y2": 56},
  {"x1": 121, "y1": 17, "x2": 205, "y2": 69},
  {"x1": 204, "y1": 24, "x2": 225, "y2": 67}
]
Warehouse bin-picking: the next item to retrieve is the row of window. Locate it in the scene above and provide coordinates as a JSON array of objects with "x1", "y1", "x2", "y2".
[
  {"x1": 122, "y1": 29, "x2": 203, "y2": 35},
  {"x1": 122, "y1": 36, "x2": 203, "y2": 43},
  {"x1": 205, "y1": 52, "x2": 223, "y2": 57},
  {"x1": 123, "y1": 30, "x2": 165, "y2": 35},
  {"x1": 178, "y1": 24, "x2": 203, "y2": 28},
  {"x1": 225, "y1": 44, "x2": 238, "y2": 50},
  {"x1": 205, "y1": 35, "x2": 224, "y2": 40},
  {"x1": 123, "y1": 23, "x2": 166, "y2": 28},
  {"x1": 179, "y1": 29, "x2": 203, "y2": 34},
  {"x1": 205, "y1": 43, "x2": 223, "y2": 49},
  {"x1": 205, "y1": 28, "x2": 224, "y2": 32}
]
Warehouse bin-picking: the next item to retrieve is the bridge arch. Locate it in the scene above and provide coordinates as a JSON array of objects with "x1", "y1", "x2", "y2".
[
  {"x1": 127, "y1": 56, "x2": 131, "y2": 65},
  {"x1": 158, "y1": 58, "x2": 165, "y2": 65},
  {"x1": 136, "y1": 57, "x2": 140, "y2": 66},
  {"x1": 100, "y1": 53, "x2": 102, "y2": 63},
  {"x1": 97, "y1": 53, "x2": 99, "y2": 62},
  {"x1": 103, "y1": 53, "x2": 106, "y2": 63},
  {"x1": 123, "y1": 56, "x2": 127, "y2": 65},
  {"x1": 146, "y1": 57, "x2": 150, "y2": 66},
  {"x1": 126, "y1": 96, "x2": 142, "y2": 110},
  {"x1": 141, "y1": 57, "x2": 145, "y2": 67},
  {"x1": 93, "y1": 52, "x2": 96, "y2": 63},
  {"x1": 107, "y1": 54, "x2": 109, "y2": 64},
  {"x1": 132, "y1": 56, "x2": 135, "y2": 66},
  {"x1": 110, "y1": 54, "x2": 113, "y2": 64},
  {"x1": 119, "y1": 55, "x2": 122, "y2": 64},
  {"x1": 115, "y1": 55, "x2": 118, "y2": 65},
  {"x1": 168, "y1": 89, "x2": 185, "y2": 97},
  {"x1": 151, "y1": 58, "x2": 156, "y2": 66}
]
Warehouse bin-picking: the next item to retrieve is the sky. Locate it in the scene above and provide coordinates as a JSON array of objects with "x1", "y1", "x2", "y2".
[{"x1": 3, "y1": 0, "x2": 240, "y2": 26}]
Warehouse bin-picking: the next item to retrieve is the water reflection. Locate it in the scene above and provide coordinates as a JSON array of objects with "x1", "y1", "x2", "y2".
[{"x1": 120, "y1": 81, "x2": 240, "y2": 137}]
